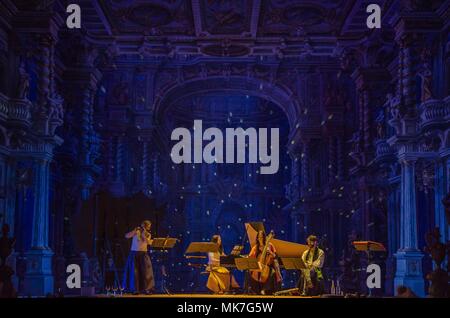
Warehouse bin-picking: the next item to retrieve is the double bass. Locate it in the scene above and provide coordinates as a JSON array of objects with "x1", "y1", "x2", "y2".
[{"x1": 251, "y1": 231, "x2": 275, "y2": 283}]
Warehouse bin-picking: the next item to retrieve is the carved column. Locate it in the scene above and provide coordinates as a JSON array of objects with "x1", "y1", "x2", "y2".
[
  {"x1": 24, "y1": 155, "x2": 56, "y2": 296},
  {"x1": 301, "y1": 142, "x2": 310, "y2": 195},
  {"x1": 142, "y1": 141, "x2": 150, "y2": 188},
  {"x1": 23, "y1": 32, "x2": 62, "y2": 296},
  {"x1": 394, "y1": 158, "x2": 424, "y2": 296},
  {"x1": 4, "y1": 158, "x2": 17, "y2": 235},
  {"x1": 337, "y1": 137, "x2": 345, "y2": 180},
  {"x1": 287, "y1": 148, "x2": 303, "y2": 243},
  {"x1": 388, "y1": 8, "x2": 444, "y2": 296},
  {"x1": 63, "y1": 64, "x2": 102, "y2": 199},
  {"x1": 37, "y1": 35, "x2": 51, "y2": 108},
  {"x1": 385, "y1": 180, "x2": 400, "y2": 295},
  {"x1": 80, "y1": 85, "x2": 94, "y2": 199},
  {"x1": 353, "y1": 68, "x2": 390, "y2": 164},
  {"x1": 328, "y1": 137, "x2": 337, "y2": 183},
  {"x1": 152, "y1": 153, "x2": 159, "y2": 191},
  {"x1": 434, "y1": 158, "x2": 449, "y2": 242},
  {"x1": 33, "y1": 34, "x2": 56, "y2": 136},
  {"x1": 399, "y1": 37, "x2": 416, "y2": 110}
]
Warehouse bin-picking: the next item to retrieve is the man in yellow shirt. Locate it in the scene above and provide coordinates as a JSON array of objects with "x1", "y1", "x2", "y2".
[{"x1": 298, "y1": 235, "x2": 325, "y2": 296}]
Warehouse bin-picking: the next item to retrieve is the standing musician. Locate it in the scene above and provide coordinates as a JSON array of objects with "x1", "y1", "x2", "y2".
[
  {"x1": 298, "y1": 235, "x2": 325, "y2": 296},
  {"x1": 248, "y1": 230, "x2": 282, "y2": 295},
  {"x1": 206, "y1": 235, "x2": 239, "y2": 294},
  {"x1": 122, "y1": 220, "x2": 155, "y2": 294}
]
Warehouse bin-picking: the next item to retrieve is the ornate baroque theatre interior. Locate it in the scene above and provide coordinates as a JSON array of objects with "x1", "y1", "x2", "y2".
[{"x1": 0, "y1": 0, "x2": 449, "y2": 297}]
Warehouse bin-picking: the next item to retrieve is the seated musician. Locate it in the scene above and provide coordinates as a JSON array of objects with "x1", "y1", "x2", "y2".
[
  {"x1": 248, "y1": 230, "x2": 282, "y2": 295},
  {"x1": 298, "y1": 235, "x2": 325, "y2": 296},
  {"x1": 206, "y1": 235, "x2": 239, "y2": 294}
]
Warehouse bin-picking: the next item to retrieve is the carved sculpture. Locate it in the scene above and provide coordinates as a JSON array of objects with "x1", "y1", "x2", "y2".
[
  {"x1": 47, "y1": 92, "x2": 64, "y2": 135},
  {"x1": 376, "y1": 122, "x2": 385, "y2": 140},
  {"x1": 424, "y1": 228, "x2": 449, "y2": 297},
  {"x1": 17, "y1": 62, "x2": 30, "y2": 99},
  {"x1": 387, "y1": 93, "x2": 401, "y2": 119},
  {"x1": 0, "y1": 224, "x2": 17, "y2": 298},
  {"x1": 419, "y1": 49, "x2": 433, "y2": 102}
]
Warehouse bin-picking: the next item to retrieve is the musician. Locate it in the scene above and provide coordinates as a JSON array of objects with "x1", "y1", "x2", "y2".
[
  {"x1": 206, "y1": 235, "x2": 239, "y2": 294},
  {"x1": 338, "y1": 231, "x2": 362, "y2": 294},
  {"x1": 248, "y1": 230, "x2": 282, "y2": 295},
  {"x1": 122, "y1": 220, "x2": 155, "y2": 294},
  {"x1": 298, "y1": 235, "x2": 325, "y2": 296}
]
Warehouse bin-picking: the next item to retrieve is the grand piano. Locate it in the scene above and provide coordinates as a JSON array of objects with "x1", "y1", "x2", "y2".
[{"x1": 219, "y1": 222, "x2": 308, "y2": 269}]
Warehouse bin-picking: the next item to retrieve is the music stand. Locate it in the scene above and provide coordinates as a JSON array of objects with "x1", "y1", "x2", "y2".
[
  {"x1": 150, "y1": 237, "x2": 178, "y2": 251},
  {"x1": 276, "y1": 258, "x2": 306, "y2": 297},
  {"x1": 235, "y1": 257, "x2": 261, "y2": 294},
  {"x1": 352, "y1": 241, "x2": 386, "y2": 263},
  {"x1": 149, "y1": 237, "x2": 179, "y2": 295},
  {"x1": 280, "y1": 257, "x2": 306, "y2": 270},
  {"x1": 185, "y1": 242, "x2": 219, "y2": 254},
  {"x1": 352, "y1": 241, "x2": 386, "y2": 297},
  {"x1": 235, "y1": 257, "x2": 260, "y2": 271}
]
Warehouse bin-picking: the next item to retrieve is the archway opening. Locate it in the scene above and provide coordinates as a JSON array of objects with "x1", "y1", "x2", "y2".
[{"x1": 159, "y1": 91, "x2": 293, "y2": 254}]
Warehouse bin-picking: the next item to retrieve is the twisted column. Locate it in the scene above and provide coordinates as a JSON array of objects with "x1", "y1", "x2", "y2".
[
  {"x1": 328, "y1": 137, "x2": 337, "y2": 182},
  {"x1": 116, "y1": 136, "x2": 124, "y2": 182},
  {"x1": 400, "y1": 38, "x2": 416, "y2": 110},
  {"x1": 301, "y1": 142, "x2": 310, "y2": 193},
  {"x1": 37, "y1": 35, "x2": 52, "y2": 108},
  {"x1": 80, "y1": 86, "x2": 91, "y2": 163},
  {"x1": 337, "y1": 138, "x2": 344, "y2": 180}
]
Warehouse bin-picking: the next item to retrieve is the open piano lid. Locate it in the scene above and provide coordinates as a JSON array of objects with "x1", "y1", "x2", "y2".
[{"x1": 245, "y1": 222, "x2": 308, "y2": 258}]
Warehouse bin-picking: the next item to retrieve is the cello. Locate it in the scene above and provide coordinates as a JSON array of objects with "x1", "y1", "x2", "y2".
[{"x1": 251, "y1": 230, "x2": 275, "y2": 283}]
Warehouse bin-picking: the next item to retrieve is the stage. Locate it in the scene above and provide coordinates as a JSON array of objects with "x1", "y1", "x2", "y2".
[{"x1": 96, "y1": 293, "x2": 315, "y2": 299}]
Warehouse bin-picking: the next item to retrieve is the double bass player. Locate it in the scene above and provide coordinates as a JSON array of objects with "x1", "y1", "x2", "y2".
[{"x1": 247, "y1": 230, "x2": 282, "y2": 295}]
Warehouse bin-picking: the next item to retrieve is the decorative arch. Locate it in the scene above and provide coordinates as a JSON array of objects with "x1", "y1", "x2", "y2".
[{"x1": 153, "y1": 76, "x2": 300, "y2": 129}]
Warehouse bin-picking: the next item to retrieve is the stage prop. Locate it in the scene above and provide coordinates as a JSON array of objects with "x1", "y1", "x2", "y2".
[{"x1": 150, "y1": 237, "x2": 179, "y2": 294}]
